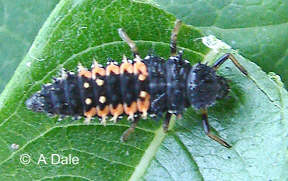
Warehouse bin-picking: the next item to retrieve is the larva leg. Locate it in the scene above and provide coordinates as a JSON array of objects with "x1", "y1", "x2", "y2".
[
  {"x1": 118, "y1": 28, "x2": 140, "y2": 58},
  {"x1": 163, "y1": 112, "x2": 172, "y2": 132},
  {"x1": 212, "y1": 53, "x2": 248, "y2": 76},
  {"x1": 170, "y1": 19, "x2": 182, "y2": 56},
  {"x1": 121, "y1": 117, "x2": 140, "y2": 142},
  {"x1": 201, "y1": 109, "x2": 231, "y2": 148}
]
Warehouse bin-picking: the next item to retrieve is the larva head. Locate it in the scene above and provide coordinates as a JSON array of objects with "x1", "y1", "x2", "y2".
[
  {"x1": 186, "y1": 63, "x2": 230, "y2": 109},
  {"x1": 25, "y1": 91, "x2": 46, "y2": 112}
]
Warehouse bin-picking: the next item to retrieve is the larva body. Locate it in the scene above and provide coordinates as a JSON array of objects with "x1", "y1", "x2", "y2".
[
  {"x1": 26, "y1": 20, "x2": 248, "y2": 148},
  {"x1": 26, "y1": 54, "x2": 226, "y2": 123}
]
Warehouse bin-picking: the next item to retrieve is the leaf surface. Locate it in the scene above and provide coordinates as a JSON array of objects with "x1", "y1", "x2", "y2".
[{"x1": 0, "y1": 0, "x2": 59, "y2": 93}]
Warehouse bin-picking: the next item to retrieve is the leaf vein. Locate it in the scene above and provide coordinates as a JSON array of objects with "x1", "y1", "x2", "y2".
[
  {"x1": 172, "y1": 133, "x2": 204, "y2": 181},
  {"x1": 37, "y1": 174, "x2": 93, "y2": 181},
  {"x1": 70, "y1": 147, "x2": 134, "y2": 168}
]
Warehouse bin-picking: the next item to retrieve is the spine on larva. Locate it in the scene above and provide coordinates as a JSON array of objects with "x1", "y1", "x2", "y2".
[{"x1": 27, "y1": 56, "x2": 151, "y2": 125}]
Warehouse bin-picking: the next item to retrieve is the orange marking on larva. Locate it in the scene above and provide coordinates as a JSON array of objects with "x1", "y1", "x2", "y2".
[
  {"x1": 97, "y1": 105, "x2": 109, "y2": 117},
  {"x1": 79, "y1": 70, "x2": 92, "y2": 78},
  {"x1": 137, "y1": 92, "x2": 150, "y2": 113},
  {"x1": 106, "y1": 64, "x2": 120, "y2": 76},
  {"x1": 84, "y1": 107, "x2": 97, "y2": 118},
  {"x1": 120, "y1": 62, "x2": 133, "y2": 74},
  {"x1": 110, "y1": 104, "x2": 123, "y2": 123},
  {"x1": 110, "y1": 104, "x2": 124, "y2": 116},
  {"x1": 134, "y1": 61, "x2": 148, "y2": 80},
  {"x1": 124, "y1": 102, "x2": 137, "y2": 116},
  {"x1": 92, "y1": 66, "x2": 105, "y2": 77}
]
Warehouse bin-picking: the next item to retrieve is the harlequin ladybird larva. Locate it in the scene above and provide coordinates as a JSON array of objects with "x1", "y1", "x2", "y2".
[{"x1": 26, "y1": 20, "x2": 248, "y2": 148}]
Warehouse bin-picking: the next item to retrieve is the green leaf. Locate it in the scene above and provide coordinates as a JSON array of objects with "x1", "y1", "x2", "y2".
[
  {"x1": 0, "y1": 0, "x2": 59, "y2": 93},
  {"x1": 153, "y1": 0, "x2": 288, "y2": 87},
  {"x1": 0, "y1": 0, "x2": 288, "y2": 180}
]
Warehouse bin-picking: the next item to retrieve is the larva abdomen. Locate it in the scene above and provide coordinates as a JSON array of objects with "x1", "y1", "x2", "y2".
[
  {"x1": 27, "y1": 57, "x2": 154, "y2": 124},
  {"x1": 26, "y1": 51, "x2": 195, "y2": 129}
]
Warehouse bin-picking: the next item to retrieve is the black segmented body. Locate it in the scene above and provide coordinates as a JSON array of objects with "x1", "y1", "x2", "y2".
[
  {"x1": 26, "y1": 54, "x2": 229, "y2": 120},
  {"x1": 145, "y1": 54, "x2": 229, "y2": 115},
  {"x1": 144, "y1": 54, "x2": 191, "y2": 116}
]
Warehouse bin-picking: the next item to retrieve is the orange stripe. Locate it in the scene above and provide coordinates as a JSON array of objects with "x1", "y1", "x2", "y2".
[
  {"x1": 124, "y1": 102, "x2": 137, "y2": 115},
  {"x1": 106, "y1": 64, "x2": 120, "y2": 75},
  {"x1": 137, "y1": 93, "x2": 150, "y2": 112},
  {"x1": 96, "y1": 105, "x2": 109, "y2": 117},
  {"x1": 110, "y1": 104, "x2": 123, "y2": 117},
  {"x1": 120, "y1": 62, "x2": 133, "y2": 74},
  {"x1": 84, "y1": 107, "x2": 97, "y2": 118},
  {"x1": 79, "y1": 70, "x2": 92, "y2": 78},
  {"x1": 92, "y1": 66, "x2": 105, "y2": 77},
  {"x1": 134, "y1": 61, "x2": 148, "y2": 80}
]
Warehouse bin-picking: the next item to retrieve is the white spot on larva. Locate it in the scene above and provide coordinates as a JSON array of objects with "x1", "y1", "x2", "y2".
[
  {"x1": 100, "y1": 116, "x2": 107, "y2": 126},
  {"x1": 144, "y1": 55, "x2": 150, "y2": 60},
  {"x1": 169, "y1": 56, "x2": 177, "y2": 60},
  {"x1": 78, "y1": 63, "x2": 85, "y2": 71},
  {"x1": 83, "y1": 82, "x2": 90, "y2": 88},
  {"x1": 201, "y1": 35, "x2": 231, "y2": 52},
  {"x1": 141, "y1": 112, "x2": 148, "y2": 119},
  {"x1": 61, "y1": 69, "x2": 68, "y2": 79},
  {"x1": 11, "y1": 143, "x2": 19, "y2": 150},
  {"x1": 138, "y1": 74, "x2": 146, "y2": 81},
  {"x1": 134, "y1": 55, "x2": 142, "y2": 62},
  {"x1": 168, "y1": 110, "x2": 177, "y2": 114},
  {"x1": 140, "y1": 91, "x2": 147, "y2": 98},
  {"x1": 96, "y1": 79, "x2": 104, "y2": 86},
  {"x1": 84, "y1": 117, "x2": 91, "y2": 124},
  {"x1": 92, "y1": 59, "x2": 97, "y2": 68},
  {"x1": 85, "y1": 98, "x2": 92, "y2": 105},
  {"x1": 99, "y1": 96, "x2": 106, "y2": 104},
  {"x1": 26, "y1": 62, "x2": 31, "y2": 67},
  {"x1": 128, "y1": 114, "x2": 134, "y2": 121}
]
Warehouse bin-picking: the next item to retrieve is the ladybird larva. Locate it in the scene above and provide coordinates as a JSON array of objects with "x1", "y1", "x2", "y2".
[{"x1": 26, "y1": 20, "x2": 248, "y2": 148}]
